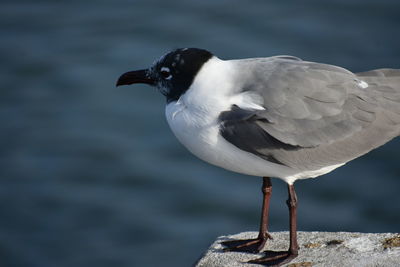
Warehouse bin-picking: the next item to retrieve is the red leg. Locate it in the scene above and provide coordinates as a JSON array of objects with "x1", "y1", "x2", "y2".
[
  {"x1": 287, "y1": 184, "x2": 299, "y2": 256},
  {"x1": 248, "y1": 183, "x2": 299, "y2": 266},
  {"x1": 222, "y1": 177, "x2": 273, "y2": 253}
]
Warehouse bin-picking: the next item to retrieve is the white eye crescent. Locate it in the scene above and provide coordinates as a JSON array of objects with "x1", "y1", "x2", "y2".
[{"x1": 160, "y1": 67, "x2": 172, "y2": 80}]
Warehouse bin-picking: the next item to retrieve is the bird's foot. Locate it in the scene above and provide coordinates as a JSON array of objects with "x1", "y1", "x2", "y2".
[
  {"x1": 248, "y1": 250, "x2": 298, "y2": 266},
  {"x1": 222, "y1": 233, "x2": 272, "y2": 253}
]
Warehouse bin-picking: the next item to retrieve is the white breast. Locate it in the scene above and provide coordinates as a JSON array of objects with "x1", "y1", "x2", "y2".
[{"x1": 165, "y1": 57, "x2": 301, "y2": 183}]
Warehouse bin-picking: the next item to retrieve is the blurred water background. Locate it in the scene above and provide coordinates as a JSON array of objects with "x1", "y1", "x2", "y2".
[{"x1": 1, "y1": 0, "x2": 400, "y2": 266}]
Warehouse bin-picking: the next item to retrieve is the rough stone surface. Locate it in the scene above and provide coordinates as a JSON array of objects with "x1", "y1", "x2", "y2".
[{"x1": 195, "y1": 231, "x2": 400, "y2": 267}]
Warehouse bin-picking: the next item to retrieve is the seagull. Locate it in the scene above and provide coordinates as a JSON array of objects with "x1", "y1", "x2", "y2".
[{"x1": 116, "y1": 48, "x2": 400, "y2": 266}]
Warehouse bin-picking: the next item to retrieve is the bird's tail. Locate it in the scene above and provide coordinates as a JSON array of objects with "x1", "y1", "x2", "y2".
[{"x1": 356, "y1": 68, "x2": 400, "y2": 130}]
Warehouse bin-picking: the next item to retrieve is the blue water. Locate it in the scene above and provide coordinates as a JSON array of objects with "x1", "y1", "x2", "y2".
[{"x1": 1, "y1": 0, "x2": 399, "y2": 266}]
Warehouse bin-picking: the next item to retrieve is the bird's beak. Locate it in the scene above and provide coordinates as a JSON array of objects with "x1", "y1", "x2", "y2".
[{"x1": 116, "y1": 69, "x2": 156, "y2": 87}]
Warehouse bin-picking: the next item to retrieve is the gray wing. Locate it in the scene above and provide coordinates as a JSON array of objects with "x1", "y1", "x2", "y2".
[
  {"x1": 234, "y1": 59, "x2": 377, "y2": 148},
  {"x1": 220, "y1": 59, "x2": 400, "y2": 170}
]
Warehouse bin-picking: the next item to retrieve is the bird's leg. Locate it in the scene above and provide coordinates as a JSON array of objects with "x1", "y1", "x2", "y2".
[
  {"x1": 222, "y1": 177, "x2": 273, "y2": 253},
  {"x1": 257, "y1": 176, "x2": 274, "y2": 245},
  {"x1": 248, "y1": 183, "x2": 299, "y2": 266},
  {"x1": 287, "y1": 184, "x2": 299, "y2": 256}
]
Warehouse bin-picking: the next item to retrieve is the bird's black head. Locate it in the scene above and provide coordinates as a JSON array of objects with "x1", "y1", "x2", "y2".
[{"x1": 117, "y1": 48, "x2": 213, "y2": 102}]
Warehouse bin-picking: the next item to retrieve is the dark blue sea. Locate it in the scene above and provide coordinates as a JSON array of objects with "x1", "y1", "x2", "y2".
[{"x1": 1, "y1": 0, "x2": 399, "y2": 266}]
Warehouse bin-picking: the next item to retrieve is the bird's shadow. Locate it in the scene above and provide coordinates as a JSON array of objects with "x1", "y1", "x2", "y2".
[
  {"x1": 247, "y1": 250, "x2": 296, "y2": 266},
  {"x1": 213, "y1": 237, "x2": 295, "y2": 266},
  {"x1": 221, "y1": 238, "x2": 265, "y2": 253}
]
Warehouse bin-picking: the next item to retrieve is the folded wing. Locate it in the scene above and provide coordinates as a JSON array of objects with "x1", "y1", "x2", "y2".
[{"x1": 220, "y1": 59, "x2": 400, "y2": 171}]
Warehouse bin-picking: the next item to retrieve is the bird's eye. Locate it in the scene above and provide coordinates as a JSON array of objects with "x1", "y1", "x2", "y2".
[
  {"x1": 161, "y1": 70, "x2": 170, "y2": 78},
  {"x1": 160, "y1": 67, "x2": 172, "y2": 79}
]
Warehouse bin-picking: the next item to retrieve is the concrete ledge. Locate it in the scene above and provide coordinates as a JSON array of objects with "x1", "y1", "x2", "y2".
[{"x1": 195, "y1": 231, "x2": 400, "y2": 267}]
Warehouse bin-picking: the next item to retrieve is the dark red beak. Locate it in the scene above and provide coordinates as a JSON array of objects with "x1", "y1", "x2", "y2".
[{"x1": 116, "y1": 69, "x2": 156, "y2": 87}]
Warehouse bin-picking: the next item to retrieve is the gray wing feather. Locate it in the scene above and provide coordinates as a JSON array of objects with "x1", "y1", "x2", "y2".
[
  {"x1": 242, "y1": 60, "x2": 367, "y2": 147},
  {"x1": 220, "y1": 60, "x2": 400, "y2": 171}
]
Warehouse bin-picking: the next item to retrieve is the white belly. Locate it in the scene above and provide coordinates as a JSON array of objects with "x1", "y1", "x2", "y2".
[{"x1": 165, "y1": 101, "x2": 300, "y2": 183}]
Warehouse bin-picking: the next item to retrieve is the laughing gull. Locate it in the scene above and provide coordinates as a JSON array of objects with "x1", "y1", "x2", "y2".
[{"x1": 116, "y1": 48, "x2": 400, "y2": 265}]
